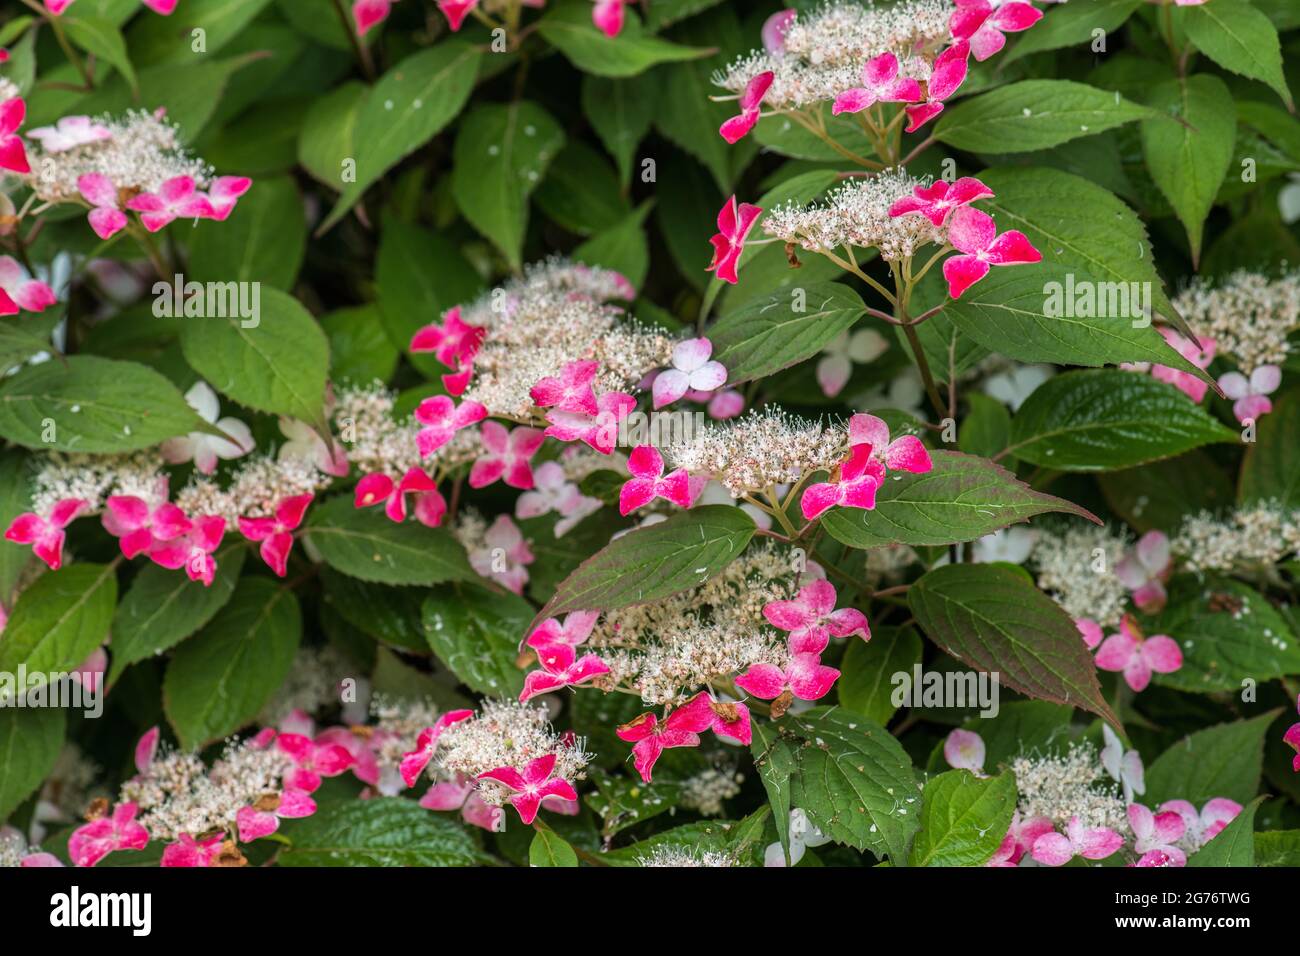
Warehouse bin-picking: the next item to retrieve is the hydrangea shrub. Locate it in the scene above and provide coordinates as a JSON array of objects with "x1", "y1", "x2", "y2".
[{"x1": 0, "y1": 0, "x2": 1298, "y2": 870}]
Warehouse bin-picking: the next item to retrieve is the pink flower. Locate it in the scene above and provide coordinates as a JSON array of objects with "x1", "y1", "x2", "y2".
[
  {"x1": 520, "y1": 642, "x2": 611, "y2": 701},
  {"x1": 526, "y1": 610, "x2": 600, "y2": 649},
  {"x1": 1127, "y1": 802, "x2": 1187, "y2": 866},
  {"x1": 202, "y1": 175, "x2": 252, "y2": 221},
  {"x1": 236, "y1": 788, "x2": 316, "y2": 843},
  {"x1": 477, "y1": 754, "x2": 578, "y2": 825},
  {"x1": 987, "y1": 811, "x2": 1055, "y2": 866},
  {"x1": 1219, "y1": 365, "x2": 1281, "y2": 423},
  {"x1": 592, "y1": 0, "x2": 626, "y2": 38},
  {"x1": 1094, "y1": 616, "x2": 1183, "y2": 692},
  {"x1": 410, "y1": 306, "x2": 486, "y2": 396},
  {"x1": 1030, "y1": 815, "x2": 1122, "y2": 866},
  {"x1": 653, "y1": 338, "x2": 728, "y2": 409},
  {"x1": 1158, "y1": 798, "x2": 1242, "y2": 847},
  {"x1": 468, "y1": 514, "x2": 534, "y2": 594},
  {"x1": 617, "y1": 694, "x2": 716, "y2": 783},
  {"x1": 27, "y1": 115, "x2": 111, "y2": 152},
  {"x1": 160, "y1": 381, "x2": 255, "y2": 474},
  {"x1": 419, "y1": 775, "x2": 506, "y2": 832},
  {"x1": 142, "y1": 0, "x2": 178, "y2": 11},
  {"x1": 413, "y1": 395, "x2": 488, "y2": 457},
  {"x1": 950, "y1": 0, "x2": 1043, "y2": 62},
  {"x1": 542, "y1": 390, "x2": 636, "y2": 456},
  {"x1": 126, "y1": 175, "x2": 215, "y2": 232},
  {"x1": 148, "y1": 516, "x2": 228, "y2": 586},
  {"x1": 278, "y1": 416, "x2": 349, "y2": 477},
  {"x1": 720, "y1": 71, "x2": 773, "y2": 143},
  {"x1": 68, "y1": 803, "x2": 150, "y2": 867},
  {"x1": 764, "y1": 579, "x2": 869, "y2": 651},
  {"x1": 707, "y1": 388, "x2": 745, "y2": 419},
  {"x1": 0, "y1": 256, "x2": 57, "y2": 315},
  {"x1": 1150, "y1": 328, "x2": 1216, "y2": 402},
  {"x1": 848, "y1": 413, "x2": 933, "y2": 474},
  {"x1": 238, "y1": 494, "x2": 314, "y2": 577},
  {"x1": 1077, "y1": 618, "x2": 1103, "y2": 649},
  {"x1": 832, "y1": 53, "x2": 922, "y2": 115},
  {"x1": 707, "y1": 196, "x2": 762, "y2": 285},
  {"x1": 531, "y1": 359, "x2": 600, "y2": 415},
  {"x1": 800, "y1": 443, "x2": 885, "y2": 520},
  {"x1": 762, "y1": 9, "x2": 797, "y2": 54},
  {"x1": 734, "y1": 654, "x2": 840, "y2": 711},
  {"x1": 77, "y1": 173, "x2": 128, "y2": 240},
  {"x1": 888, "y1": 176, "x2": 994, "y2": 227},
  {"x1": 398, "y1": 710, "x2": 474, "y2": 787},
  {"x1": 135, "y1": 726, "x2": 161, "y2": 773},
  {"x1": 101, "y1": 494, "x2": 190, "y2": 560},
  {"x1": 943, "y1": 729, "x2": 986, "y2": 773},
  {"x1": 618, "y1": 445, "x2": 700, "y2": 515},
  {"x1": 1101, "y1": 724, "x2": 1145, "y2": 803},
  {"x1": 0, "y1": 97, "x2": 30, "y2": 174},
  {"x1": 160, "y1": 833, "x2": 224, "y2": 868},
  {"x1": 470, "y1": 422, "x2": 545, "y2": 490},
  {"x1": 4, "y1": 499, "x2": 87, "y2": 570},
  {"x1": 1284, "y1": 694, "x2": 1299, "y2": 772},
  {"x1": 353, "y1": 0, "x2": 396, "y2": 35},
  {"x1": 942, "y1": 205, "x2": 1042, "y2": 298},
  {"x1": 515, "y1": 461, "x2": 602, "y2": 535},
  {"x1": 905, "y1": 40, "x2": 970, "y2": 132},
  {"x1": 277, "y1": 730, "x2": 357, "y2": 793},
  {"x1": 1116, "y1": 530, "x2": 1172, "y2": 614},
  {"x1": 355, "y1": 468, "x2": 447, "y2": 526}
]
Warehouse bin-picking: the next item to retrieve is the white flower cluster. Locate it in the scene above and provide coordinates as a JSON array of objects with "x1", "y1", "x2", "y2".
[
  {"x1": 637, "y1": 845, "x2": 736, "y2": 867},
  {"x1": 714, "y1": 0, "x2": 952, "y2": 108},
  {"x1": 29, "y1": 452, "x2": 167, "y2": 516},
  {"x1": 333, "y1": 382, "x2": 480, "y2": 480},
  {"x1": 174, "y1": 453, "x2": 332, "y2": 522},
  {"x1": 679, "y1": 767, "x2": 745, "y2": 817},
  {"x1": 1011, "y1": 744, "x2": 1130, "y2": 835},
  {"x1": 764, "y1": 168, "x2": 943, "y2": 260},
  {"x1": 457, "y1": 257, "x2": 673, "y2": 419},
  {"x1": 25, "y1": 109, "x2": 213, "y2": 205},
  {"x1": 1030, "y1": 523, "x2": 1131, "y2": 627},
  {"x1": 1173, "y1": 271, "x2": 1300, "y2": 374},
  {"x1": 1170, "y1": 503, "x2": 1300, "y2": 574}
]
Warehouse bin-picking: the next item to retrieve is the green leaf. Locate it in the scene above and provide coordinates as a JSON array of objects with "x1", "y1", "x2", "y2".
[
  {"x1": 1255, "y1": 830, "x2": 1300, "y2": 866},
  {"x1": 63, "y1": 15, "x2": 136, "y2": 93},
  {"x1": 178, "y1": 286, "x2": 330, "y2": 426},
  {"x1": 752, "y1": 106, "x2": 878, "y2": 162},
  {"x1": 0, "y1": 708, "x2": 64, "y2": 822},
  {"x1": 1239, "y1": 387, "x2": 1300, "y2": 507},
  {"x1": 108, "y1": 544, "x2": 246, "y2": 683},
  {"x1": 1147, "y1": 578, "x2": 1300, "y2": 693},
  {"x1": 278, "y1": 798, "x2": 481, "y2": 866},
  {"x1": 0, "y1": 450, "x2": 34, "y2": 603},
  {"x1": 319, "y1": 569, "x2": 427, "y2": 652},
  {"x1": 298, "y1": 80, "x2": 367, "y2": 189},
  {"x1": 188, "y1": 176, "x2": 306, "y2": 290},
  {"x1": 1139, "y1": 75, "x2": 1235, "y2": 265},
  {"x1": 532, "y1": 505, "x2": 756, "y2": 623},
  {"x1": 530, "y1": 825, "x2": 579, "y2": 867},
  {"x1": 910, "y1": 770, "x2": 1018, "y2": 867},
  {"x1": 1189, "y1": 797, "x2": 1265, "y2": 867},
  {"x1": 959, "y1": 393, "x2": 1011, "y2": 459},
  {"x1": 587, "y1": 770, "x2": 683, "y2": 838},
  {"x1": 321, "y1": 41, "x2": 482, "y2": 232},
  {"x1": 581, "y1": 74, "x2": 655, "y2": 184},
  {"x1": 539, "y1": 0, "x2": 710, "y2": 78},
  {"x1": 710, "y1": 282, "x2": 866, "y2": 385},
  {"x1": 0, "y1": 563, "x2": 117, "y2": 695},
  {"x1": 1144, "y1": 711, "x2": 1279, "y2": 806},
  {"x1": 935, "y1": 80, "x2": 1155, "y2": 153},
  {"x1": 450, "y1": 101, "x2": 565, "y2": 269},
  {"x1": 750, "y1": 718, "x2": 794, "y2": 861},
  {"x1": 127, "y1": 0, "x2": 274, "y2": 67},
  {"x1": 421, "y1": 583, "x2": 529, "y2": 697},
  {"x1": 838, "y1": 625, "x2": 923, "y2": 726},
  {"x1": 304, "y1": 496, "x2": 473, "y2": 587},
  {"x1": 952, "y1": 701, "x2": 1074, "y2": 769},
  {"x1": 320, "y1": 305, "x2": 400, "y2": 386},
  {"x1": 534, "y1": 141, "x2": 630, "y2": 236},
  {"x1": 1004, "y1": 370, "x2": 1237, "y2": 471},
  {"x1": 0, "y1": 313, "x2": 60, "y2": 373},
  {"x1": 942, "y1": 263, "x2": 1203, "y2": 376},
  {"x1": 1098, "y1": 449, "x2": 1234, "y2": 533},
  {"x1": 751, "y1": 708, "x2": 920, "y2": 862},
  {"x1": 572, "y1": 202, "x2": 653, "y2": 290},
  {"x1": 908, "y1": 563, "x2": 1120, "y2": 727},
  {"x1": 163, "y1": 577, "x2": 301, "y2": 749},
  {"x1": 977, "y1": 166, "x2": 1185, "y2": 334},
  {"x1": 821, "y1": 450, "x2": 1096, "y2": 549},
  {"x1": 1003, "y1": 0, "x2": 1141, "y2": 65},
  {"x1": 1184, "y1": 0, "x2": 1292, "y2": 109},
  {"x1": 0, "y1": 356, "x2": 212, "y2": 453}
]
